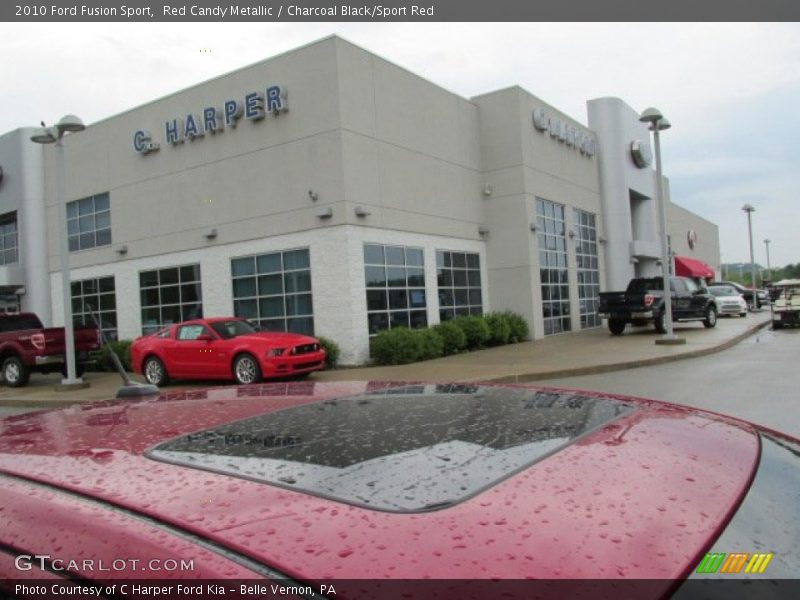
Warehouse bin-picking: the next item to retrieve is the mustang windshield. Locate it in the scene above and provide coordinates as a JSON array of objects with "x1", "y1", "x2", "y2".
[{"x1": 210, "y1": 320, "x2": 257, "y2": 339}]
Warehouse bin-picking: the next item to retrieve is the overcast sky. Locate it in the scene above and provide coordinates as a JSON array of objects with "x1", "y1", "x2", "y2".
[{"x1": 2, "y1": 22, "x2": 798, "y2": 268}]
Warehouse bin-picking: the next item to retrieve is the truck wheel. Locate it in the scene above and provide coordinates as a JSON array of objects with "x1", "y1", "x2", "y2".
[
  {"x1": 773, "y1": 322, "x2": 784, "y2": 330},
  {"x1": 654, "y1": 311, "x2": 667, "y2": 334},
  {"x1": 703, "y1": 306, "x2": 718, "y2": 328},
  {"x1": 608, "y1": 319, "x2": 626, "y2": 335},
  {"x1": 143, "y1": 356, "x2": 169, "y2": 386},
  {"x1": 2, "y1": 356, "x2": 30, "y2": 387}
]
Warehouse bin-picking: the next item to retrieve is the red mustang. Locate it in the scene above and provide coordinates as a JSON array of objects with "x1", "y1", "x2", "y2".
[{"x1": 130, "y1": 317, "x2": 326, "y2": 385}]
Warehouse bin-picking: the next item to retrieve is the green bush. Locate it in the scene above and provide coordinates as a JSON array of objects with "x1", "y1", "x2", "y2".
[
  {"x1": 453, "y1": 315, "x2": 491, "y2": 350},
  {"x1": 500, "y1": 311, "x2": 530, "y2": 342},
  {"x1": 92, "y1": 340, "x2": 133, "y2": 372},
  {"x1": 484, "y1": 313, "x2": 512, "y2": 345},
  {"x1": 434, "y1": 321, "x2": 467, "y2": 355},
  {"x1": 370, "y1": 327, "x2": 423, "y2": 365},
  {"x1": 316, "y1": 336, "x2": 340, "y2": 369},
  {"x1": 417, "y1": 328, "x2": 444, "y2": 361}
]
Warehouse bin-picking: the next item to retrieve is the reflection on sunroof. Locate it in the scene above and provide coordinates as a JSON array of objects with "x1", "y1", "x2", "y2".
[{"x1": 148, "y1": 385, "x2": 633, "y2": 512}]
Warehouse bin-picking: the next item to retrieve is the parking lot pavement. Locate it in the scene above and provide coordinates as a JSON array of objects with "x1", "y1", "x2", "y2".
[{"x1": 0, "y1": 311, "x2": 772, "y2": 410}]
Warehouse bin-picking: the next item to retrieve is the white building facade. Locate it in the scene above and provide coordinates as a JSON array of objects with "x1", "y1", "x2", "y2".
[{"x1": 0, "y1": 37, "x2": 719, "y2": 365}]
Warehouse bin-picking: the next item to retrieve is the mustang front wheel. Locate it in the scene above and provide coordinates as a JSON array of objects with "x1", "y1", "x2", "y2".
[{"x1": 233, "y1": 354, "x2": 262, "y2": 385}]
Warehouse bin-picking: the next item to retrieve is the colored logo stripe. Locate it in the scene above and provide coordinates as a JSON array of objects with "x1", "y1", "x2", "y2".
[
  {"x1": 745, "y1": 553, "x2": 774, "y2": 574},
  {"x1": 696, "y1": 552, "x2": 774, "y2": 574}
]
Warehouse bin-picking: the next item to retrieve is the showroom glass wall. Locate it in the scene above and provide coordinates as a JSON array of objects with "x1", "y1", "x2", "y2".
[
  {"x1": 574, "y1": 209, "x2": 601, "y2": 329},
  {"x1": 536, "y1": 198, "x2": 571, "y2": 335}
]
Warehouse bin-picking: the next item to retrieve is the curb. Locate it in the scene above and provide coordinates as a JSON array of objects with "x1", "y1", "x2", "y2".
[{"x1": 482, "y1": 319, "x2": 771, "y2": 384}]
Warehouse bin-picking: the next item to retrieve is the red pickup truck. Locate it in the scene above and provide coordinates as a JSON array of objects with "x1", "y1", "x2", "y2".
[{"x1": 0, "y1": 313, "x2": 101, "y2": 387}]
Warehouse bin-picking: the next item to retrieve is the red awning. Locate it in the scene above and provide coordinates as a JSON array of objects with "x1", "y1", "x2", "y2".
[{"x1": 674, "y1": 256, "x2": 714, "y2": 279}]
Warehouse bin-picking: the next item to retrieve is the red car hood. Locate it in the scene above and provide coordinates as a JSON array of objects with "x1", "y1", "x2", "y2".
[
  {"x1": 239, "y1": 331, "x2": 319, "y2": 346},
  {"x1": 0, "y1": 382, "x2": 758, "y2": 583}
]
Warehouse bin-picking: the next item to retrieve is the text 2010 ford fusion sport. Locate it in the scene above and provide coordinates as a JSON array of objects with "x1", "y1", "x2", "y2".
[{"x1": 0, "y1": 383, "x2": 798, "y2": 599}]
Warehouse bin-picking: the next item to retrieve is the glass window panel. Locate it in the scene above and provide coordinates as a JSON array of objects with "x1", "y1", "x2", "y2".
[
  {"x1": 99, "y1": 277, "x2": 115, "y2": 293},
  {"x1": 95, "y1": 211, "x2": 111, "y2": 229},
  {"x1": 100, "y1": 313, "x2": 117, "y2": 329},
  {"x1": 95, "y1": 228, "x2": 111, "y2": 247},
  {"x1": 79, "y1": 232, "x2": 94, "y2": 250},
  {"x1": 438, "y1": 289, "x2": 454, "y2": 307},
  {"x1": 388, "y1": 289, "x2": 408, "y2": 310},
  {"x1": 67, "y1": 219, "x2": 79, "y2": 235},
  {"x1": 140, "y1": 271, "x2": 159, "y2": 287},
  {"x1": 94, "y1": 193, "x2": 110, "y2": 211},
  {"x1": 233, "y1": 278, "x2": 257, "y2": 298},
  {"x1": 78, "y1": 197, "x2": 94, "y2": 215},
  {"x1": 385, "y1": 246, "x2": 405, "y2": 265},
  {"x1": 406, "y1": 268, "x2": 425, "y2": 287},
  {"x1": 67, "y1": 202, "x2": 79, "y2": 219},
  {"x1": 436, "y1": 251, "x2": 445, "y2": 268},
  {"x1": 409, "y1": 289, "x2": 426, "y2": 308},
  {"x1": 286, "y1": 294, "x2": 312, "y2": 316},
  {"x1": 181, "y1": 304, "x2": 203, "y2": 322},
  {"x1": 283, "y1": 249, "x2": 310, "y2": 271},
  {"x1": 452, "y1": 270, "x2": 467, "y2": 287},
  {"x1": 99, "y1": 293, "x2": 116, "y2": 311},
  {"x1": 367, "y1": 290, "x2": 387, "y2": 311},
  {"x1": 159, "y1": 268, "x2": 179, "y2": 285},
  {"x1": 406, "y1": 248, "x2": 424, "y2": 267},
  {"x1": 439, "y1": 308, "x2": 455, "y2": 322},
  {"x1": 234, "y1": 299, "x2": 258, "y2": 319},
  {"x1": 160, "y1": 285, "x2": 180, "y2": 305},
  {"x1": 142, "y1": 308, "x2": 160, "y2": 326},
  {"x1": 466, "y1": 254, "x2": 479, "y2": 269},
  {"x1": 232, "y1": 257, "x2": 256, "y2": 277},
  {"x1": 390, "y1": 312, "x2": 409, "y2": 329},
  {"x1": 442, "y1": 252, "x2": 452, "y2": 267},
  {"x1": 260, "y1": 296, "x2": 285, "y2": 318},
  {"x1": 455, "y1": 306, "x2": 469, "y2": 317},
  {"x1": 255, "y1": 253, "x2": 281, "y2": 274},
  {"x1": 467, "y1": 270, "x2": 481, "y2": 287},
  {"x1": 368, "y1": 312, "x2": 389, "y2": 335},
  {"x1": 78, "y1": 215, "x2": 94, "y2": 233},
  {"x1": 363, "y1": 244, "x2": 384, "y2": 265},
  {"x1": 180, "y1": 265, "x2": 200, "y2": 282},
  {"x1": 260, "y1": 319, "x2": 286, "y2": 333},
  {"x1": 468, "y1": 289, "x2": 482, "y2": 305},
  {"x1": 161, "y1": 305, "x2": 182, "y2": 325},
  {"x1": 180, "y1": 283, "x2": 202, "y2": 303},
  {"x1": 287, "y1": 317, "x2": 314, "y2": 336},
  {"x1": 258, "y1": 274, "x2": 283, "y2": 296},
  {"x1": 365, "y1": 266, "x2": 386, "y2": 287},
  {"x1": 387, "y1": 267, "x2": 406, "y2": 287},
  {"x1": 454, "y1": 289, "x2": 469, "y2": 306},
  {"x1": 284, "y1": 271, "x2": 311, "y2": 293},
  {"x1": 409, "y1": 310, "x2": 427, "y2": 328},
  {"x1": 437, "y1": 269, "x2": 452, "y2": 287},
  {"x1": 452, "y1": 253, "x2": 466, "y2": 268}
]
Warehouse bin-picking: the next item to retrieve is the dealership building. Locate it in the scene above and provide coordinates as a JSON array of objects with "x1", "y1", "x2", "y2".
[{"x1": 0, "y1": 36, "x2": 719, "y2": 365}]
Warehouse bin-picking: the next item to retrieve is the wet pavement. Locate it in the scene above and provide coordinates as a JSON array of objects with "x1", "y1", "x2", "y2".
[{"x1": 0, "y1": 311, "x2": 772, "y2": 410}]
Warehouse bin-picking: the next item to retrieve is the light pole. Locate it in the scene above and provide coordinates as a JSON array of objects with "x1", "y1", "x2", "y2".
[
  {"x1": 30, "y1": 115, "x2": 87, "y2": 387},
  {"x1": 639, "y1": 107, "x2": 683, "y2": 345},
  {"x1": 742, "y1": 204, "x2": 758, "y2": 311},
  {"x1": 764, "y1": 238, "x2": 772, "y2": 282}
]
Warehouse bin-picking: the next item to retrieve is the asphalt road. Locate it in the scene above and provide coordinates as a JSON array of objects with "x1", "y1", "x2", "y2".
[{"x1": 541, "y1": 325, "x2": 800, "y2": 438}]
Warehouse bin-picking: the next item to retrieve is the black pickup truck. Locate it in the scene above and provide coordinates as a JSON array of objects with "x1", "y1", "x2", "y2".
[{"x1": 598, "y1": 276, "x2": 718, "y2": 335}]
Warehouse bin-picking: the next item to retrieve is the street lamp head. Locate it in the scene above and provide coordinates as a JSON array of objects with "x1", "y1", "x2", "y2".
[
  {"x1": 764, "y1": 238, "x2": 771, "y2": 244},
  {"x1": 57, "y1": 114, "x2": 86, "y2": 134},
  {"x1": 742, "y1": 203, "x2": 755, "y2": 213},
  {"x1": 655, "y1": 118, "x2": 671, "y2": 131},
  {"x1": 639, "y1": 107, "x2": 664, "y2": 124},
  {"x1": 30, "y1": 127, "x2": 57, "y2": 144}
]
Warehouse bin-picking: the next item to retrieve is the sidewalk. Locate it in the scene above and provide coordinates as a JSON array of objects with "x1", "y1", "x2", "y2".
[{"x1": 0, "y1": 311, "x2": 772, "y2": 409}]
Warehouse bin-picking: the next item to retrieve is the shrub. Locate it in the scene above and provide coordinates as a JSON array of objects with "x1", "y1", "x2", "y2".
[
  {"x1": 453, "y1": 315, "x2": 491, "y2": 349},
  {"x1": 417, "y1": 328, "x2": 444, "y2": 361},
  {"x1": 484, "y1": 313, "x2": 512, "y2": 345},
  {"x1": 434, "y1": 321, "x2": 467, "y2": 355},
  {"x1": 92, "y1": 340, "x2": 132, "y2": 372},
  {"x1": 316, "y1": 336, "x2": 340, "y2": 369},
  {"x1": 500, "y1": 311, "x2": 530, "y2": 342},
  {"x1": 370, "y1": 327, "x2": 423, "y2": 365}
]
